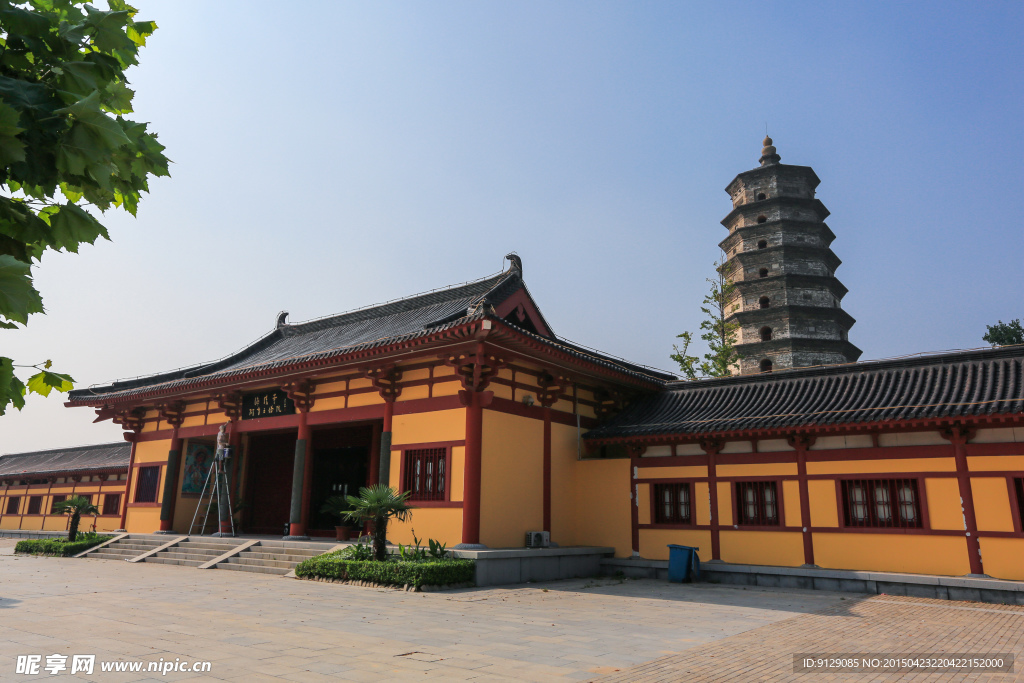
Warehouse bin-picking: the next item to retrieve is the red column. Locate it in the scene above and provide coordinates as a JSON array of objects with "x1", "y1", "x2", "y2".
[
  {"x1": 792, "y1": 437, "x2": 816, "y2": 566},
  {"x1": 947, "y1": 427, "x2": 985, "y2": 575},
  {"x1": 461, "y1": 391, "x2": 486, "y2": 545},
  {"x1": 630, "y1": 453, "x2": 640, "y2": 556},
  {"x1": 119, "y1": 437, "x2": 136, "y2": 531},
  {"x1": 368, "y1": 422, "x2": 381, "y2": 487},
  {"x1": 158, "y1": 430, "x2": 182, "y2": 532},
  {"x1": 543, "y1": 406, "x2": 552, "y2": 532},
  {"x1": 289, "y1": 410, "x2": 312, "y2": 537},
  {"x1": 704, "y1": 442, "x2": 721, "y2": 561}
]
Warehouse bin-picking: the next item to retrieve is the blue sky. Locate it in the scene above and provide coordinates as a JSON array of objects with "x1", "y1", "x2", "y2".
[{"x1": 3, "y1": 1, "x2": 1022, "y2": 451}]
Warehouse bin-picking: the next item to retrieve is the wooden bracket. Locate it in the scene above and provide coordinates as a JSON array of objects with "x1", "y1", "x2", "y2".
[
  {"x1": 282, "y1": 379, "x2": 316, "y2": 411},
  {"x1": 365, "y1": 365, "x2": 403, "y2": 402}
]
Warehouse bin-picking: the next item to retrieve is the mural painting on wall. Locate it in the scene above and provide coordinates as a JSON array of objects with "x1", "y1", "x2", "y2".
[{"x1": 182, "y1": 442, "x2": 215, "y2": 496}]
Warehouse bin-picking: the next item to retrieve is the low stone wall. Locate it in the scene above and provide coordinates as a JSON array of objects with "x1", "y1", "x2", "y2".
[
  {"x1": 599, "y1": 558, "x2": 1024, "y2": 606},
  {"x1": 0, "y1": 530, "x2": 68, "y2": 540},
  {"x1": 454, "y1": 546, "x2": 614, "y2": 587}
]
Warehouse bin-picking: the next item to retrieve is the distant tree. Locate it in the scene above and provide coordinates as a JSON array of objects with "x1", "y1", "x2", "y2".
[
  {"x1": 0, "y1": 0, "x2": 169, "y2": 415},
  {"x1": 671, "y1": 258, "x2": 742, "y2": 379},
  {"x1": 983, "y1": 319, "x2": 1024, "y2": 347}
]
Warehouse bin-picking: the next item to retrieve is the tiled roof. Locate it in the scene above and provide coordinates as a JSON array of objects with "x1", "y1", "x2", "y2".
[
  {"x1": 585, "y1": 346, "x2": 1024, "y2": 441},
  {"x1": 68, "y1": 267, "x2": 669, "y2": 404},
  {"x1": 0, "y1": 443, "x2": 130, "y2": 478}
]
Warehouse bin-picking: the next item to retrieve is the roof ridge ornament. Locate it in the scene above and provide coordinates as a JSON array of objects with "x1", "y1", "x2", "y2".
[
  {"x1": 505, "y1": 253, "x2": 522, "y2": 274},
  {"x1": 276, "y1": 311, "x2": 289, "y2": 328},
  {"x1": 759, "y1": 135, "x2": 780, "y2": 166}
]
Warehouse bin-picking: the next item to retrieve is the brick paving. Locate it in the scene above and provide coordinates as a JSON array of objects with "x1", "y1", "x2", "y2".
[
  {"x1": 594, "y1": 595, "x2": 1024, "y2": 682},
  {"x1": 0, "y1": 548, "x2": 1021, "y2": 681}
]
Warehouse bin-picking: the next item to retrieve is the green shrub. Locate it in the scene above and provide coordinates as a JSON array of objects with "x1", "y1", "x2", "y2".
[
  {"x1": 14, "y1": 534, "x2": 112, "y2": 557},
  {"x1": 295, "y1": 553, "x2": 475, "y2": 588}
]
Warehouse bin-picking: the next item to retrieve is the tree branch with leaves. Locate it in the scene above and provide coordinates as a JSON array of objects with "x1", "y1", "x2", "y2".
[
  {"x1": 671, "y1": 257, "x2": 742, "y2": 380},
  {"x1": 0, "y1": 0, "x2": 168, "y2": 414}
]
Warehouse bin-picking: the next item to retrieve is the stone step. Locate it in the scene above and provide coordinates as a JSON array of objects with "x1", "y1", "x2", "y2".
[
  {"x1": 257, "y1": 540, "x2": 337, "y2": 551},
  {"x1": 87, "y1": 551, "x2": 131, "y2": 561},
  {"x1": 108, "y1": 543, "x2": 162, "y2": 552},
  {"x1": 215, "y1": 562, "x2": 290, "y2": 576},
  {"x1": 240, "y1": 550, "x2": 322, "y2": 562},
  {"x1": 151, "y1": 551, "x2": 221, "y2": 562},
  {"x1": 87, "y1": 547, "x2": 138, "y2": 557},
  {"x1": 225, "y1": 557, "x2": 301, "y2": 569},
  {"x1": 177, "y1": 541, "x2": 245, "y2": 552},
  {"x1": 143, "y1": 556, "x2": 204, "y2": 567}
]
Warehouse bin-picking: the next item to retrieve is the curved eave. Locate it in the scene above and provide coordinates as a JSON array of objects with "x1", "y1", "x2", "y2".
[
  {"x1": 0, "y1": 465, "x2": 129, "y2": 480},
  {"x1": 584, "y1": 412, "x2": 1024, "y2": 447},
  {"x1": 67, "y1": 316, "x2": 669, "y2": 407}
]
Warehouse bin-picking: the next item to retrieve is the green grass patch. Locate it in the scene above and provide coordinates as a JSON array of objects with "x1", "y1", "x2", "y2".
[
  {"x1": 14, "y1": 533, "x2": 113, "y2": 557},
  {"x1": 295, "y1": 551, "x2": 475, "y2": 588}
]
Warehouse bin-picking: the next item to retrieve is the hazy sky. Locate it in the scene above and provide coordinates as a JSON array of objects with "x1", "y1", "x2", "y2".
[{"x1": 3, "y1": 1, "x2": 1022, "y2": 453}]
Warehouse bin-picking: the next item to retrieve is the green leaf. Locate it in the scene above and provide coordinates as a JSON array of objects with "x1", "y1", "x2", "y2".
[
  {"x1": 44, "y1": 203, "x2": 109, "y2": 252},
  {"x1": 0, "y1": 253, "x2": 44, "y2": 324},
  {"x1": 0, "y1": 101, "x2": 27, "y2": 166},
  {"x1": 56, "y1": 90, "x2": 131, "y2": 150},
  {"x1": 55, "y1": 61, "x2": 99, "y2": 97},
  {"x1": 0, "y1": 357, "x2": 27, "y2": 415},
  {"x1": 25, "y1": 369, "x2": 74, "y2": 397}
]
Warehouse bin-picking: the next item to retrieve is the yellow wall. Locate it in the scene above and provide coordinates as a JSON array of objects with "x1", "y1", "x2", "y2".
[
  {"x1": 389, "y1": 508, "x2": 463, "y2": 547},
  {"x1": 971, "y1": 478, "x2": 1015, "y2": 532},
  {"x1": 783, "y1": 480, "x2": 801, "y2": 527},
  {"x1": 637, "y1": 483, "x2": 651, "y2": 525},
  {"x1": 637, "y1": 465, "x2": 707, "y2": 479},
  {"x1": 392, "y1": 409, "x2": 466, "y2": 445},
  {"x1": 979, "y1": 538, "x2": 1024, "y2": 581},
  {"x1": 720, "y1": 530, "x2": 804, "y2": 566},
  {"x1": 479, "y1": 410, "x2": 544, "y2": 548},
  {"x1": 717, "y1": 481, "x2": 733, "y2": 526},
  {"x1": 814, "y1": 532, "x2": 970, "y2": 575},
  {"x1": 569, "y1": 458, "x2": 632, "y2": 557},
  {"x1": 807, "y1": 479, "x2": 839, "y2": 527},
  {"x1": 807, "y1": 458, "x2": 955, "y2": 475},
  {"x1": 639, "y1": 529, "x2": 713, "y2": 561},
  {"x1": 549, "y1": 422, "x2": 582, "y2": 546},
  {"x1": 925, "y1": 478, "x2": 965, "y2": 531}
]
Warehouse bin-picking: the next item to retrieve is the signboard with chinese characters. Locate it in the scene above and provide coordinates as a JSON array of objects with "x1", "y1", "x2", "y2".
[{"x1": 241, "y1": 390, "x2": 295, "y2": 419}]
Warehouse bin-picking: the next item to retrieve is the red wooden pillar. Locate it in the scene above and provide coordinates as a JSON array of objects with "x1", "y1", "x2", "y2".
[
  {"x1": 702, "y1": 440, "x2": 722, "y2": 561},
  {"x1": 461, "y1": 390, "x2": 487, "y2": 545},
  {"x1": 542, "y1": 406, "x2": 552, "y2": 532},
  {"x1": 379, "y1": 398, "x2": 395, "y2": 485},
  {"x1": 944, "y1": 426, "x2": 985, "y2": 575},
  {"x1": 118, "y1": 437, "x2": 136, "y2": 531},
  {"x1": 288, "y1": 409, "x2": 312, "y2": 538},
  {"x1": 368, "y1": 421, "x2": 382, "y2": 487},
  {"x1": 157, "y1": 429, "x2": 182, "y2": 532},
  {"x1": 790, "y1": 435, "x2": 816, "y2": 566},
  {"x1": 630, "y1": 452, "x2": 641, "y2": 556}
]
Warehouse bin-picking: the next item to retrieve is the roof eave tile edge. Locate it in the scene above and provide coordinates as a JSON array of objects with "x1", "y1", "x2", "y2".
[
  {"x1": 582, "y1": 412, "x2": 1024, "y2": 447},
  {"x1": 68, "y1": 315, "x2": 667, "y2": 408}
]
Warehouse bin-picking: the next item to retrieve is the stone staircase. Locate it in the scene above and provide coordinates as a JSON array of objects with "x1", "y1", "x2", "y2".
[
  {"x1": 215, "y1": 539, "x2": 327, "y2": 575},
  {"x1": 86, "y1": 534, "x2": 165, "y2": 561},
  {"x1": 80, "y1": 534, "x2": 336, "y2": 576},
  {"x1": 143, "y1": 537, "x2": 245, "y2": 568}
]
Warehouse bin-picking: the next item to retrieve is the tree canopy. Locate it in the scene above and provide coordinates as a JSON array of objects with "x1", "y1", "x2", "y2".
[
  {"x1": 983, "y1": 319, "x2": 1023, "y2": 347},
  {"x1": 671, "y1": 258, "x2": 742, "y2": 379},
  {"x1": 0, "y1": 0, "x2": 168, "y2": 415}
]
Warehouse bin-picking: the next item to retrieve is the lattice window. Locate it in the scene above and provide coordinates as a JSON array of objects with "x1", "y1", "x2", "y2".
[
  {"x1": 5, "y1": 496, "x2": 20, "y2": 515},
  {"x1": 736, "y1": 481, "x2": 779, "y2": 526},
  {"x1": 50, "y1": 494, "x2": 67, "y2": 514},
  {"x1": 102, "y1": 494, "x2": 121, "y2": 516},
  {"x1": 653, "y1": 483, "x2": 692, "y2": 524},
  {"x1": 134, "y1": 466, "x2": 161, "y2": 503},
  {"x1": 403, "y1": 448, "x2": 447, "y2": 501},
  {"x1": 26, "y1": 496, "x2": 42, "y2": 515},
  {"x1": 842, "y1": 479, "x2": 921, "y2": 528}
]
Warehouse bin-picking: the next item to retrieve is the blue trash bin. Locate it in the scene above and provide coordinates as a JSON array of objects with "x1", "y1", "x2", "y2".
[{"x1": 667, "y1": 544, "x2": 700, "y2": 583}]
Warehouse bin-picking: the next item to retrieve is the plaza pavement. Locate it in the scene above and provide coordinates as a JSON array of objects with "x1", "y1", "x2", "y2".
[{"x1": 1, "y1": 539, "x2": 1022, "y2": 682}]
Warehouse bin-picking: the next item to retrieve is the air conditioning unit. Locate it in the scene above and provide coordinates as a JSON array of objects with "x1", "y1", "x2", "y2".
[{"x1": 525, "y1": 531, "x2": 550, "y2": 548}]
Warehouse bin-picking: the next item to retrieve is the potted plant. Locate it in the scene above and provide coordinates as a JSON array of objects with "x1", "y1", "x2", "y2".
[{"x1": 320, "y1": 496, "x2": 355, "y2": 541}]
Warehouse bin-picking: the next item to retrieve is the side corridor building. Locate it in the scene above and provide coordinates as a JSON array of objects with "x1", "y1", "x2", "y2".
[{"x1": 2, "y1": 142, "x2": 1021, "y2": 581}]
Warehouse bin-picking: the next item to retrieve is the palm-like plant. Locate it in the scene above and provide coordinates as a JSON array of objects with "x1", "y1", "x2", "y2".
[
  {"x1": 52, "y1": 495, "x2": 99, "y2": 542},
  {"x1": 326, "y1": 485, "x2": 413, "y2": 561}
]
